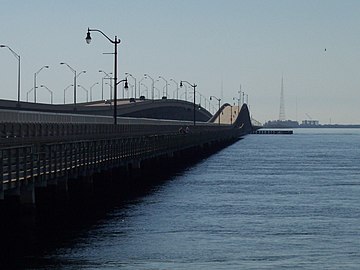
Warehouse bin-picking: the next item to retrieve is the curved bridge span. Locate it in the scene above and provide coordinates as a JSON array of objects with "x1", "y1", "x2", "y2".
[{"x1": 0, "y1": 104, "x2": 253, "y2": 206}]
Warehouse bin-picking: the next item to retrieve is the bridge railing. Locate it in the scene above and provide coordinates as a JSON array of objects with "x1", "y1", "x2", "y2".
[{"x1": 0, "y1": 128, "x2": 240, "y2": 193}]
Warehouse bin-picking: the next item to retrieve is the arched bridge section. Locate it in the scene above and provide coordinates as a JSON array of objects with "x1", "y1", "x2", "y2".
[{"x1": 208, "y1": 103, "x2": 253, "y2": 134}]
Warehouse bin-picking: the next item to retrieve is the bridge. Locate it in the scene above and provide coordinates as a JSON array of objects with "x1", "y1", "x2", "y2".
[{"x1": 0, "y1": 99, "x2": 254, "y2": 207}]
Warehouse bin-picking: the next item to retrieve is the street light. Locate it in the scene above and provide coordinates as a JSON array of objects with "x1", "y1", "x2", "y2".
[
  {"x1": 63, "y1": 84, "x2": 73, "y2": 104},
  {"x1": 238, "y1": 84, "x2": 243, "y2": 106},
  {"x1": 105, "y1": 82, "x2": 113, "y2": 102},
  {"x1": 116, "y1": 78, "x2": 128, "y2": 99},
  {"x1": 158, "y1": 76, "x2": 168, "y2": 98},
  {"x1": 89, "y1": 82, "x2": 99, "y2": 102},
  {"x1": 138, "y1": 77, "x2": 145, "y2": 99},
  {"x1": 144, "y1": 74, "x2": 154, "y2": 100},
  {"x1": 180, "y1": 80, "x2": 197, "y2": 126},
  {"x1": 105, "y1": 79, "x2": 128, "y2": 100},
  {"x1": 86, "y1": 27, "x2": 121, "y2": 125},
  {"x1": 26, "y1": 87, "x2": 35, "y2": 102},
  {"x1": 77, "y1": 85, "x2": 89, "y2": 102},
  {"x1": 170, "y1": 79, "x2": 179, "y2": 100},
  {"x1": 40, "y1": 85, "x2": 53, "y2": 104},
  {"x1": 154, "y1": 86, "x2": 162, "y2": 99},
  {"x1": 210, "y1": 95, "x2": 221, "y2": 125},
  {"x1": 0, "y1": 45, "x2": 21, "y2": 106},
  {"x1": 125, "y1": 73, "x2": 137, "y2": 99},
  {"x1": 99, "y1": 70, "x2": 112, "y2": 100},
  {"x1": 141, "y1": 83, "x2": 149, "y2": 98},
  {"x1": 34, "y1": 65, "x2": 49, "y2": 103},
  {"x1": 60, "y1": 62, "x2": 86, "y2": 110}
]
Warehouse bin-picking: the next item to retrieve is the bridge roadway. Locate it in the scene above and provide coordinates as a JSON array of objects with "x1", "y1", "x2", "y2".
[{"x1": 0, "y1": 104, "x2": 253, "y2": 206}]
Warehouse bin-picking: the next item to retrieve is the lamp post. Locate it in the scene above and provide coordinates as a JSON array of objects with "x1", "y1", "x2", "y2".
[
  {"x1": 170, "y1": 79, "x2": 179, "y2": 100},
  {"x1": 238, "y1": 84, "x2": 242, "y2": 106},
  {"x1": 125, "y1": 73, "x2": 137, "y2": 99},
  {"x1": 141, "y1": 83, "x2": 149, "y2": 98},
  {"x1": 99, "y1": 70, "x2": 112, "y2": 100},
  {"x1": 158, "y1": 76, "x2": 168, "y2": 98},
  {"x1": 210, "y1": 95, "x2": 221, "y2": 125},
  {"x1": 144, "y1": 74, "x2": 154, "y2": 100},
  {"x1": 63, "y1": 84, "x2": 73, "y2": 104},
  {"x1": 86, "y1": 27, "x2": 121, "y2": 125},
  {"x1": 77, "y1": 85, "x2": 89, "y2": 102},
  {"x1": 138, "y1": 77, "x2": 145, "y2": 98},
  {"x1": 40, "y1": 85, "x2": 53, "y2": 104},
  {"x1": 34, "y1": 65, "x2": 49, "y2": 103},
  {"x1": 105, "y1": 82, "x2": 113, "y2": 103},
  {"x1": 0, "y1": 45, "x2": 21, "y2": 106},
  {"x1": 180, "y1": 80, "x2": 197, "y2": 126},
  {"x1": 154, "y1": 86, "x2": 161, "y2": 99},
  {"x1": 89, "y1": 82, "x2": 99, "y2": 102},
  {"x1": 116, "y1": 78, "x2": 128, "y2": 98},
  {"x1": 26, "y1": 87, "x2": 35, "y2": 102},
  {"x1": 105, "y1": 79, "x2": 128, "y2": 101},
  {"x1": 60, "y1": 62, "x2": 86, "y2": 110}
]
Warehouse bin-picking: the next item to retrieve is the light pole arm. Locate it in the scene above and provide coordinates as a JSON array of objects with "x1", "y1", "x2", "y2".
[
  {"x1": 210, "y1": 95, "x2": 221, "y2": 102},
  {"x1": 116, "y1": 78, "x2": 127, "y2": 86},
  {"x1": 0, "y1": 45, "x2": 20, "y2": 59},
  {"x1": 87, "y1": 28, "x2": 120, "y2": 44},
  {"x1": 60, "y1": 63, "x2": 75, "y2": 74},
  {"x1": 180, "y1": 80, "x2": 197, "y2": 88}
]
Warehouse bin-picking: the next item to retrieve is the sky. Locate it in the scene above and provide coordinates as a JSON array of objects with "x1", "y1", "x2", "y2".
[{"x1": 1, "y1": 0, "x2": 360, "y2": 124}]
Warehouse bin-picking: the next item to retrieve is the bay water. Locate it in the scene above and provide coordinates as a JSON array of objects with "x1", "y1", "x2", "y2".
[{"x1": 19, "y1": 129, "x2": 360, "y2": 269}]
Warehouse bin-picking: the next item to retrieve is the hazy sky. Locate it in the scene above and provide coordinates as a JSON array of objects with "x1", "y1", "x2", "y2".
[{"x1": 1, "y1": 0, "x2": 360, "y2": 124}]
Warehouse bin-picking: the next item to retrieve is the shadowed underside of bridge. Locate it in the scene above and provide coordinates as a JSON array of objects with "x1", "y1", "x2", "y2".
[{"x1": 0, "y1": 100, "x2": 253, "y2": 208}]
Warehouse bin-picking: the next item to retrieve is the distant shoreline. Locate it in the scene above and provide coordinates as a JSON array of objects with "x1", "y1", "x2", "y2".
[
  {"x1": 262, "y1": 121, "x2": 360, "y2": 129},
  {"x1": 298, "y1": 125, "x2": 360, "y2": 128}
]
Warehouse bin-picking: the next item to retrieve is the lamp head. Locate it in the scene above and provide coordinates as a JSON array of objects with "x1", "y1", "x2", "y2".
[
  {"x1": 85, "y1": 29, "x2": 92, "y2": 44},
  {"x1": 45, "y1": 65, "x2": 49, "y2": 68},
  {"x1": 0, "y1": 45, "x2": 6, "y2": 48}
]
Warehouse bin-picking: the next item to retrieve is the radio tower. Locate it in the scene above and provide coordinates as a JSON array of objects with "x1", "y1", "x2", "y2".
[{"x1": 279, "y1": 75, "x2": 286, "y2": 121}]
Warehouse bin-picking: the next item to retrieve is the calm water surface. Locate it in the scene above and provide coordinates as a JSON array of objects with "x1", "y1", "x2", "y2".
[{"x1": 28, "y1": 129, "x2": 360, "y2": 269}]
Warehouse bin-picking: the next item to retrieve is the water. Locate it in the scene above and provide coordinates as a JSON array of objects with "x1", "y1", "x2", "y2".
[{"x1": 9, "y1": 129, "x2": 360, "y2": 269}]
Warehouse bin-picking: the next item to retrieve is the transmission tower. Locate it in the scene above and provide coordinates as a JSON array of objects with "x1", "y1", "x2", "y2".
[{"x1": 279, "y1": 75, "x2": 286, "y2": 121}]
